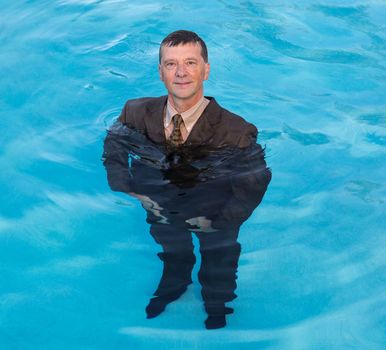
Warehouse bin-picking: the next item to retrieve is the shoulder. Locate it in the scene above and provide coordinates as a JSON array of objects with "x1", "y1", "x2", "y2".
[
  {"x1": 210, "y1": 99, "x2": 258, "y2": 147},
  {"x1": 221, "y1": 107, "x2": 257, "y2": 132},
  {"x1": 120, "y1": 96, "x2": 163, "y2": 115},
  {"x1": 118, "y1": 96, "x2": 166, "y2": 126}
]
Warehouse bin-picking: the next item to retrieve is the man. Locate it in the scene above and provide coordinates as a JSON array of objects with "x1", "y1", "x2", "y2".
[
  {"x1": 118, "y1": 30, "x2": 258, "y2": 149},
  {"x1": 103, "y1": 30, "x2": 271, "y2": 329}
]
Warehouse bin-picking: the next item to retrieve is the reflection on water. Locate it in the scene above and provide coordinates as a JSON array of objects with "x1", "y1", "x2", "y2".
[{"x1": 102, "y1": 122, "x2": 271, "y2": 329}]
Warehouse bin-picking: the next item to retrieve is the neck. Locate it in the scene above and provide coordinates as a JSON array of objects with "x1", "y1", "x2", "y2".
[{"x1": 168, "y1": 94, "x2": 203, "y2": 113}]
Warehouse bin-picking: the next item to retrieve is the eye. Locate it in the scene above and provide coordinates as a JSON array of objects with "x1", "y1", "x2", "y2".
[
  {"x1": 165, "y1": 62, "x2": 176, "y2": 69},
  {"x1": 186, "y1": 60, "x2": 197, "y2": 67}
]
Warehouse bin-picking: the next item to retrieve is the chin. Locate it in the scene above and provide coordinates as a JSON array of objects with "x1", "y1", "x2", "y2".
[
  {"x1": 173, "y1": 91, "x2": 196, "y2": 100},
  {"x1": 179, "y1": 87, "x2": 200, "y2": 97}
]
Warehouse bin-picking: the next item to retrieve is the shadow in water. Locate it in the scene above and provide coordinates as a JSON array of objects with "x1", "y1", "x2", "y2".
[{"x1": 102, "y1": 122, "x2": 271, "y2": 329}]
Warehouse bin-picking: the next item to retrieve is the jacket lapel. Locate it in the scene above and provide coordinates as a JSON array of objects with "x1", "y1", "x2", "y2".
[
  {"x1": 143, "y1": 96, "x2": 167, "y2": 144},
  {"x1": 185, "y1": 97, "x2": 222, "y2": 146}
]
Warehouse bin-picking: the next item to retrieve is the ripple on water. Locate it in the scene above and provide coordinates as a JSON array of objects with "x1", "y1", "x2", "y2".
[
  {"x1": 345, "y1": 180, "x2": 384, "y2": 203},
  {"x1": 365, "y1": 132, "x2": 386, "y2": 146},
  {"x1": 84, "y1": 33, "x2": 129, "y2": 53},
  {"x1": 259, "y1": 130, "x2": 283, "y2": 141},
  {"x1": 282, "y1": 124, "x2": 331, "y2": 145},
  {"x1": 96, "y1": 107, "x2": 121, "y2": 128},
  {"x1": 357, "y1": 112, "x2": 386, "y2": 126},
  {"x1": 107, "y1": 69, "x2": 128, "y2": 79},
  {"x1": 314, "y1": 4, "x2": 369, "y2": 22}
]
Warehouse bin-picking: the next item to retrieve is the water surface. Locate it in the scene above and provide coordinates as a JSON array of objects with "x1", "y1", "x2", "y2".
[{"x1": 1, "y1": 1, "x2": 386, "y2": 349}]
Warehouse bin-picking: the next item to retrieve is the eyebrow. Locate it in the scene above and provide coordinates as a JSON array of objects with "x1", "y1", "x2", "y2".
[{"x1": 163, "y1": 57, "x2": 198, "y2": 62}]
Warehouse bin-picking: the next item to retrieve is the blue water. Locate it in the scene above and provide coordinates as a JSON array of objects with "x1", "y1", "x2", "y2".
[{"x1": 1, "y1": 0, "x2": 386, "y2": 349}]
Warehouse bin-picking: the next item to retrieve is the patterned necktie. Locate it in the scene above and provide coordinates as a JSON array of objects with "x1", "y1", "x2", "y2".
[{"x1": 169, "y1": 114, "x2": 184, "y2": 146}]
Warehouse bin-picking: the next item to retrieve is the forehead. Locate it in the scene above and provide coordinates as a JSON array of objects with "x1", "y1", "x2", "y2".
[{"x1": 160, "y1": 42, "x2": 203, "y2": 61}]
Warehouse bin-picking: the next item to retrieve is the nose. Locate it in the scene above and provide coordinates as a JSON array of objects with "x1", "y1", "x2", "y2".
[{"x1": 175, "y1": 63, "x2": 188, "y2": 77}]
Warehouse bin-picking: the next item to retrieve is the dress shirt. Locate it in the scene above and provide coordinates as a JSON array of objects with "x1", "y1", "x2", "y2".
[{"x1": 164, "y1": 97, "x2": 210, "y2": 142}]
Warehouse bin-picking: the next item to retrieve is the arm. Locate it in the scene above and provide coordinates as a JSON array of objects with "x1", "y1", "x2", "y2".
[
  {"x1": 102, "y1": 121, "x2": 133, "y2": 193},
  {"x1": 212, "y1": 143, "x2": 272, "y2": 228}
]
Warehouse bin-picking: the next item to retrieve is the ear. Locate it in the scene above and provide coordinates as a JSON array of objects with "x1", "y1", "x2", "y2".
[
  {"x1": 204, "y1": 62, "x2": 210, "y2": 80},
  {"x1": 158, "y1": 64, "x2": 164, "y2": 81}
]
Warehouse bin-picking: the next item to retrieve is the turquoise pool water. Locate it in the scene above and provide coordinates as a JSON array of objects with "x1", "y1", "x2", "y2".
[{"x1": 1, "y1": 0, "x2": 386, "y2": 349}]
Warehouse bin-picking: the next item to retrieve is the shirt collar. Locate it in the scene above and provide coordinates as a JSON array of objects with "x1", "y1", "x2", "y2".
[{"x1": 165, "y1": 96, "x2": 205, "y2": 132}]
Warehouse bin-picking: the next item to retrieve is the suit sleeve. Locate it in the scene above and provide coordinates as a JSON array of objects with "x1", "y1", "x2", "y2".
[
  {"x1": 102, "y1": 125, "x2": 132, "y2": 193},
  {"x1": 237, "y1": 122, "x2": 258, "y2": 148},
  {"x1": 211, "y1": 144, "x2": 271, "y2": 229},
  {"x1": 118, "y1": 100, "x2": 128, "y2": 124}
]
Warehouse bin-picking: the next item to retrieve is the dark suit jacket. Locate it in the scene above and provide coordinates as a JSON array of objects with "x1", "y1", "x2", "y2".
[{"x1": 118, "y1": 95, "x2": 258, "y2": 148}]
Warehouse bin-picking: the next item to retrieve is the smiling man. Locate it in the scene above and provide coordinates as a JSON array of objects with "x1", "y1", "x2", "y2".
[
  {"x1": 106, "y1": 30, "x2": 268, "y2": 330},
  {"x1": 118, "y1": 30, "x2": 258, "y2": 148}
]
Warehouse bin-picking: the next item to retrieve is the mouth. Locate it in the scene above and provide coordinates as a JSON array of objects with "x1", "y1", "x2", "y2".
[{"x1": 174, "y1": 82, "x2": 192, "y2": 87}]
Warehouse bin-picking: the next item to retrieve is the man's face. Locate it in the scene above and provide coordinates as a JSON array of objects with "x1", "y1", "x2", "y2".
[{"x1": 159, "y1": 43, "x2": 210, "y2": 105}]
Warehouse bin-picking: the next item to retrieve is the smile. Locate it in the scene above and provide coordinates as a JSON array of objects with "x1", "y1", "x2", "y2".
[{"x1": 174, "y1": 82, "x2": 192, "y2": 86}]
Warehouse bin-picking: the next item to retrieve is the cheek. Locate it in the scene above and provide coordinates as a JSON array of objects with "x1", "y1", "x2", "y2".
[
  {"x1": 163, "y1": 72, "x2": 174, "y2": 84},
  {"x1": 160, "y1": 68, "x2": 171, "y2": 82}
]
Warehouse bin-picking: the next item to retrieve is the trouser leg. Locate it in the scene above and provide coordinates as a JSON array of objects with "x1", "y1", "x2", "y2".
[
  {"x1": 195, "y1": 226, "x2": 241, "y2": 317},
  {"x1": 150, "y1": 224, "x2": 196, "y2": 301}
]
